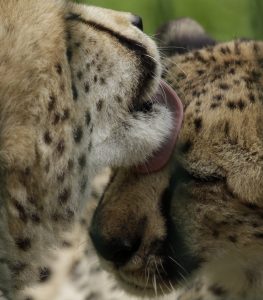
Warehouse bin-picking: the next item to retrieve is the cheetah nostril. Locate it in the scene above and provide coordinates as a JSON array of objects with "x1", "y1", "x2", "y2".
[
  {"x1": 132, "y1": 15, "x2": 143, "y2": 31},
  {"x1": 89, "y1": 230, "x2": 141, "y2": 267}
]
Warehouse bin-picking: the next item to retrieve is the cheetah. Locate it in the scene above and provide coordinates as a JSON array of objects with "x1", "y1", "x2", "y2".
[
  {"x1": 90, "y1": 19, "x2": 263, "y2": 300},
  {"x1": 0, "y1": 1, "x2": 175, "y2": 299}
]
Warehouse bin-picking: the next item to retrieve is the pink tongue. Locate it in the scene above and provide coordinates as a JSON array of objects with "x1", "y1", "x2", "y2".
[{"x1": 136, "y1": 80, "x2": 184, "y2": 174}]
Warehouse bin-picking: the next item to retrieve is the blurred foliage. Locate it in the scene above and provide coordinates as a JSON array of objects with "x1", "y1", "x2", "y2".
[
  {"x1": 75, "y1": 0, "x2": 263, "y2": 41},
  {"x1": 250, "y1": 0, "x2": 263, "y2": 39}
]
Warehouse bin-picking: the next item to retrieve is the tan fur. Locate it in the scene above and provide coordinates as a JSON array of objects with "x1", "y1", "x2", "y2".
[
  {"x1": 92, "y1": 40, "x2": 263, "y2": 300},
  {"x1": 0, "y1": 1, "x2": 172, "y2": 299}
]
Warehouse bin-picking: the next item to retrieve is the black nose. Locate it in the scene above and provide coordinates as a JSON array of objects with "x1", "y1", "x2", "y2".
[
  {"x1": 89, "y1": 211, "x2": 145, "y2": 266},
  {"x1": 132, "y1": 15, "x2": 143, "y2": 31},
  {"x1": 89, "y1": 229, "x2": 141, "y2": 266}
]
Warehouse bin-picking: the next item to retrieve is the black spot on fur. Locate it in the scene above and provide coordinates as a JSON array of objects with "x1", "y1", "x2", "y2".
[
  {"x1": 77, "y1": 71, "x2": 83, "y2": 80},
  {"x1": 237, "y1": 99, "x2": 246, "y2": 110},
  {"x1": 229, "y1": 68, "x2": 235, "y2": 75},
  {"x1": 52, "y1": 113, "x2": 60, "y2": 125},
  {"x1": 209, "y1": 284, "x2": 227, "y2": 296},
  {"x1": 14, "y1": 201, "x2": 28, "y2": 223},
  {"x1": 15, "y1": 238, "x2": 31, "y2": 251},
  {"x1": 100, "y1": 77, "x2": 106, "y2": 85},
  {"x1": 96, "y1": 100, "x2": 103, "y2": 112},
  {"x1": 84, "y1": 82, "x2": 90, "y2": 93},
  {"x1": 73, "y1": 126, "x2": 83, "y2": 143},
  {"x1": 210, "y1": 103, "x2": 220, "y2": 109},
  {"x1": 66, "y1": 209, "x2": 75, "y2": 220},
  {"x1": 39, "y1": 267, "x2": 52, "y2": 283},
  {"x1": 67, "y1": 48, "x2": 73, "y2": 62},
  {"x1": 72, "y1": 84, "x2": 78, "y2": 101},
  {"x1": 48, "y1": 95, "x2": 56, "y2": 112},
  {"x1": 213, "y1": 94, "x2": 223, "y2": 101},
  {"x1": 58, "y1": 188, "x2": 71, "y2": 204},
  {"x1": 194, "y1": 117, "x2": 203, "y2": 132},
  {"x1": 114, "y1": 96, "x2": 122, "y2": 103},
  {"x1": 219, "y1": 83, "x2": 230, "y2": 90},
  {"x1": 192, "y1": 90, "x2": 200, "y2": 97},
  {"x1": 227, "y1": 101, "x2": 238, "y2": 110},
  {"x1": 55, "y1": 63, "x2": 62, "y2": 75},
  {"x1": 248, "y1": 93, "x2": 256, "y2": 103},
  {"x1": 57, "y1": 140, "x2": 65, "y2": 155},
  {"x1": 197, "y1": 69, "x2": 205, "y2": 76},
  {"x1": 78, "y1": 154, "x2": 86, "y2": 169},
  {"x1": 177, "y1": 73, "x2": 187, "y2": 80},
  {"x1": 194, "y1": 51, "x2": 207, "y2": 64},
  {"x1": 44, "y1": 131, "x2": 52, "y2": 145},
  {"x1": 57, "y1": 172, "x2": 65, "y2": 183},
  {"x1": 220, "y1": 46, "x2": 231, "y2": 55},
  {"x1": 62, "y1": 108, "x2": 70, "y2": 121},
  {"x1": 31, "y1": 214, "x2": 41, "y2": 224},
  {"x1": 85, "y1": 111, "x2": 91, "y2": 126}
]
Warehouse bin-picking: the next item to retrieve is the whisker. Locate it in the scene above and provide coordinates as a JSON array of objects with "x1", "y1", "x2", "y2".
[
  {"x1": 168, "y1": 243, "x2": 189, "y2": 275},
  {"x1": 168, "y1": 255, "x2": 189, "y2": 276},
  {"x1": 144, "y1": 266, "x2": 150, "y2": 291},
  {"x1": 154, "y1": 273, "x2": 158, "y2": 297},
  {"x1": 155, "y1": 258, "x2": 173, "y2": 293}
]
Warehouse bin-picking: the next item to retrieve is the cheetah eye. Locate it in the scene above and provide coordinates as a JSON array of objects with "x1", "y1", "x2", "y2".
[{"x1": 132, "y1": 15, "x2": 143, "y2": 32}]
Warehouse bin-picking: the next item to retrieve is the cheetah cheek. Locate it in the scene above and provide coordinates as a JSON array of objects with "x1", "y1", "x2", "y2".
[{"x1": 136, "y1": 80, "x2": 184, "y2": 173}]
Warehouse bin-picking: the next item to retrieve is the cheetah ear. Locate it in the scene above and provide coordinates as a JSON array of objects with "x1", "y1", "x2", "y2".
[{"x1": 156, "y1": 18, "x2": 216, "y2": 56}]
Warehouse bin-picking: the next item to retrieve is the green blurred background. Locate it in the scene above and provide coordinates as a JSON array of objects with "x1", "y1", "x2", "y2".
[{"x1": 75, "y1": 0, "x2": 263, "y2": 41}]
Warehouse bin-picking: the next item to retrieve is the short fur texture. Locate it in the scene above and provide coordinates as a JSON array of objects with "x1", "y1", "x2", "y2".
[
  {"x1": 91, "y1": 19, "x2": 263, "y2": 300},
  {"x1": 0, "y1": 1, "x2": 173, "y2": 299}
]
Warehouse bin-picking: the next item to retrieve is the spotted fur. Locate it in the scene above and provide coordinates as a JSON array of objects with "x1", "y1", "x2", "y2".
[
  {"x1": 90, "y1": 20, "x2": 263, "y2": 300},
  {"x1": 0, "y1": 1, "x2": 173, "y2": 299}
]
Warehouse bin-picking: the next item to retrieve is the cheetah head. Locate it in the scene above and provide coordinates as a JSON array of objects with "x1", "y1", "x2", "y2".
[
  {"x1": 65, "y1": 3, "x2": 182, "y2": 173},
  {"x1": 89, "y1": 19, "x2": 263, "y2": 297}
]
